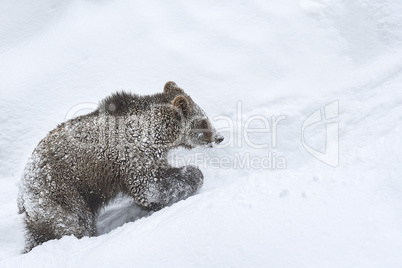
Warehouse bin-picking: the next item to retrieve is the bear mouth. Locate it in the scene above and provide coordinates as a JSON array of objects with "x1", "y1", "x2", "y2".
[{"x1": 180, "y1": 141, "x2": 215, "y2": 150}]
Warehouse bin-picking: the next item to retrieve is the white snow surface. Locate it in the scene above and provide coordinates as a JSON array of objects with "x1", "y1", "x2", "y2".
[{"x1": 1, "y1": 0, "x2": 402, "y2": 267}]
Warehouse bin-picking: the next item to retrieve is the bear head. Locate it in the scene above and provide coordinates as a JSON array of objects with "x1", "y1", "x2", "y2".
[{"x1": 164, "y1": 81, "x2": 224, "y2": 149}]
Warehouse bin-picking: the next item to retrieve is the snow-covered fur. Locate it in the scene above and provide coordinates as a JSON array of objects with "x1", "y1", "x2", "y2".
[{"x1": 17, "y1": 81, "x2": 223, "y2": 253}]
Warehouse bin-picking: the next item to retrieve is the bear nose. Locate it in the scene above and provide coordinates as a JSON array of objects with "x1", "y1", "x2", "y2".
[{"x1": 215, "y1": 136, "x2": 224, "y2": 144}]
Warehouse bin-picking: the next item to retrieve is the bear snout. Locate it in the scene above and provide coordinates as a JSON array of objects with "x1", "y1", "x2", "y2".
[{"x1": 215, "y1": 134, "x2": 224, "y2": 144}]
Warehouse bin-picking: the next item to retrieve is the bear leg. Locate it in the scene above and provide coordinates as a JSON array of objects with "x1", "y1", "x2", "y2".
[
  {"x1": 22, "y1": 199, "x2": 96, "y2": 253},
  {"x1": 136, "y1": 165, "x2": 204, "y2": 211}
]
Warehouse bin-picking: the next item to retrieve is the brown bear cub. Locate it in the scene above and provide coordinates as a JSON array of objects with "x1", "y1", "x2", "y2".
[{"x1": 18, "y1": 81, "x2": 223, "y2": 253}]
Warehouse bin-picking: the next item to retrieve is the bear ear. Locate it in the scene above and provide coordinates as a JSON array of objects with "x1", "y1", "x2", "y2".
[
  {"x1": 164, "y1": 81, "x2": 184, "y2": 93},
  {"x1": 172, "y1": 95, "x2": 189, "y2": 118}
]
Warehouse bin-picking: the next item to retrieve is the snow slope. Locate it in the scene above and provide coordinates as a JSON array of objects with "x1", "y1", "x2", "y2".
[{"x1": 1, "y1": 0, "x2": 402, "y2": 267}]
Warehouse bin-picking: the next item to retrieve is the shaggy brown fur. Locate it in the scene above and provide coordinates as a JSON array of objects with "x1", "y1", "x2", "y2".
[{"x1": 18, "y1": 81, "x2": 223, "y2": 253}]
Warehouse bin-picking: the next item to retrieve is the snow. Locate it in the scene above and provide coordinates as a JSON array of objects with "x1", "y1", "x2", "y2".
[{"x1": 1, "y1": 0, "x2": 402, "y2": 267}]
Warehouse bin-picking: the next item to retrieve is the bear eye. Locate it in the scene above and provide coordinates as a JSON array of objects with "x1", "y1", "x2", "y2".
[{"x1": 199, "y1": 119, "x2": 208, "y2": 130}]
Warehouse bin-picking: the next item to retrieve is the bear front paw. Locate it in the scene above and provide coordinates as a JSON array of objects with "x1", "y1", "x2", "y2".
[{"x1": 180, "y1": 165, "x2": 204, "y2": 192}]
